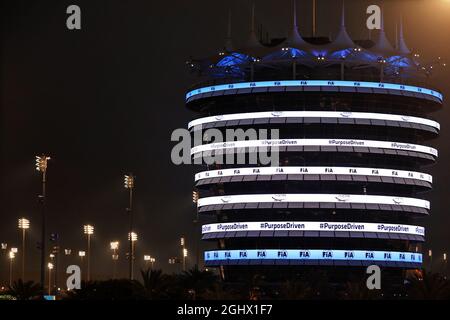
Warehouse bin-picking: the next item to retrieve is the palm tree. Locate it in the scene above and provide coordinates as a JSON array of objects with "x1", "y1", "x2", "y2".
[
  {"x1": 65, "y1": 279, "x2": 147, "y2": 300},
  {"x1": 179, "y1": 265, "x2": 218, "y2": 299},
  {"x1": 407, "y1": 271, "x2": 450, "y2": 300},
  {"x1": 140, "y1": 268, "x2": 170, "y2": 299},
  {"x1": 6, "y1": 279, "x2": 41, "y2": 300},
  {"x1": 340, "y1": 281, "x2": 381, "y2": 300},
  {"x1": 201, "y1": 282, "x2": 238, "y2": 300},
  {"x1": 301, "y1": 269, "x2": 337, "y2": 299},
  {"x1": 248, "y1": 274, "x2": 266, "y2": 300},
  {"x1": 279, "y1": 279, "x2": 312, "y2": 300}
]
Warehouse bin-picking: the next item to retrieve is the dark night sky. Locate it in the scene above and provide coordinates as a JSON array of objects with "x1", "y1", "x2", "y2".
[{"x1": 1, "y1": 0, "x2": 449, "y2": 282}]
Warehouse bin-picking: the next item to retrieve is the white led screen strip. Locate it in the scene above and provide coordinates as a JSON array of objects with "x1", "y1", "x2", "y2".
[
  {"x1": 188, "y1": 111, "x2": 440, "y2": 130},
  {"x1": 191, "y1": 139, "x2": 438, "y2": 157},
  {"x1": 197, "y1": 194, "x2": 430, "y2": 210},
  {"x1": 201, "y1": 221, "x2": 425, "y2": 237}
]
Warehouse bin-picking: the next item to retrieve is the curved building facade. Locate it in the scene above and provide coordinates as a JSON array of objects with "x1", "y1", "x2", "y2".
[{"x1": 186, "y1": 4, "x2": 443, "y2": 286}]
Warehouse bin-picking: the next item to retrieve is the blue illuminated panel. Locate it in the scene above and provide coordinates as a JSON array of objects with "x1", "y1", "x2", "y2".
[
  {"x1": 186, "y1": 80, "x2": 443, "y2": 102},
  {"x1": 204, "y1": 249, "x2": 422, "y2": 264}
]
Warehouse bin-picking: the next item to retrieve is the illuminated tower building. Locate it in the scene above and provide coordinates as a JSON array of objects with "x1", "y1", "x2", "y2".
[{"x1": 186, "y1": 3, "x2": 443, "y2": 289}]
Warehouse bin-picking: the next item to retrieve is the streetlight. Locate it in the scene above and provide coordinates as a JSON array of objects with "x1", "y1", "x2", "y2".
[
  {"x1": 47, "y1": 263, "x2": 54, "y2": 295},
  {"x1": 78, "y1": 250, "x2": 85, "y2": 279},
  {"x1": 110, "y1": 241, "x2": 119, "y2": 279},
  {"x1": 8, "y1": 251, "x2": 15, "y2": 286},
  {"x1": 444, "y1": 253, "x2": 448, "y2": 275},
  {"x1": 18, "y1": 218, "x2": 30, "y2": 281},
  {"x1": 1, "y1": 243, "x2": 7, "y2": 280},
  {"x1": 144, "y1": 255, "x2": 151, "y2": 268},
  {"x1": 180, "y1": 237, "x2": 187, "y2": 271},
  {"x1": 183, "y1": 248, "x2": 188, "y2": 272},
  {"x1": 150, "y1": 257, "x2": 156, "y2": 269},
  {"x1": 110, "y1": 241, "x2": 119, "y2": 251},
  {"x1": 429, "y1": 249, "x2": 433, "y2": 271},
  {"x1": 144, "y1": 255, "x2": 156, "y2": 269},
  {"x1": 124, "y1": 174, "x2": 135, "y2": 280},
  {"x1": 83, "y1": 225, "x2": 94, "y2": 282}
]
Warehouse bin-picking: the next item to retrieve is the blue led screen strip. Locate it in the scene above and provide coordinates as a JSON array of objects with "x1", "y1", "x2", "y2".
[
  {"x1": 204, "y1": 249, "x2": 422, "y2": 264},
  {"x1": 186, "y1": 80, "x2": 443, "y2": 102}
]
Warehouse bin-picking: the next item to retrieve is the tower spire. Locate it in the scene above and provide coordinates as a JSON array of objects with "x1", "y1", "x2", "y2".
[
  {"x1": 340, "y1": 0, "x2": 345, "y2": 27},
  {"x1": 328, "y1": 0, "x2": 355, "y2": 51},
  {"x1": 293, "y1": 0, "x2": 298, "y2": 28},
  {"x1": 284, "y1": 0, "x2": 310, "y2": 49},
  {"x1": 397, "y1": 15, "x2": 411, "y2": 55},
  {"x1": 245, "y1": 2, "x2": 263, "y2": 49},
  {"x1": 370, "y1": 6, "x2": 395, "y2": 56}
]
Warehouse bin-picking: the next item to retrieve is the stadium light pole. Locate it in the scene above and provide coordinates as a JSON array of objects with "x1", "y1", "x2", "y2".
[
  {"x1": 110, "y1": 241, "x2": 119, "y2": 279},
  {"x1": 192, "y1": 191, "x2": 200, "y2": 268},
  {"x1": 127, "y1": 232, "x2": 138, "y2": 280},
  {"x1": 18, "y1": 218, "x2": 30, "y2": 280},
  {"x1": 124, "y1": 174, "x2": 135, "y2": 280},
  {"x1": 83, "y1": 225, "x2": 94, "y2": 281},
  {"x1": 35, "y1": 154, "x2": 50, "y2": 289}
]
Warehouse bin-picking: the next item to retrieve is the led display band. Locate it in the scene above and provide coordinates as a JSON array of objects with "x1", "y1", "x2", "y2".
[
  {"x1": 186, "y1": 80, "x2": 443, "y2": 101},
  {"x1": 197, "y1": 194, "x2": 430, "y2": 210},
  {"x1": 188, "y1": 111, "x2": 440, "y2": 130},
  {"x1": 201, "y1": 221, "x2": 425, "y2": 237},
  {"x1": 191, "y1": 139, "x2": 438, "y2": 157},
  {"x1": 195, "y1": 166, "x2": 432, "y2": 183},
  {"x1": 204, "y1": 249, "x2": 422, "y2": 264}
]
